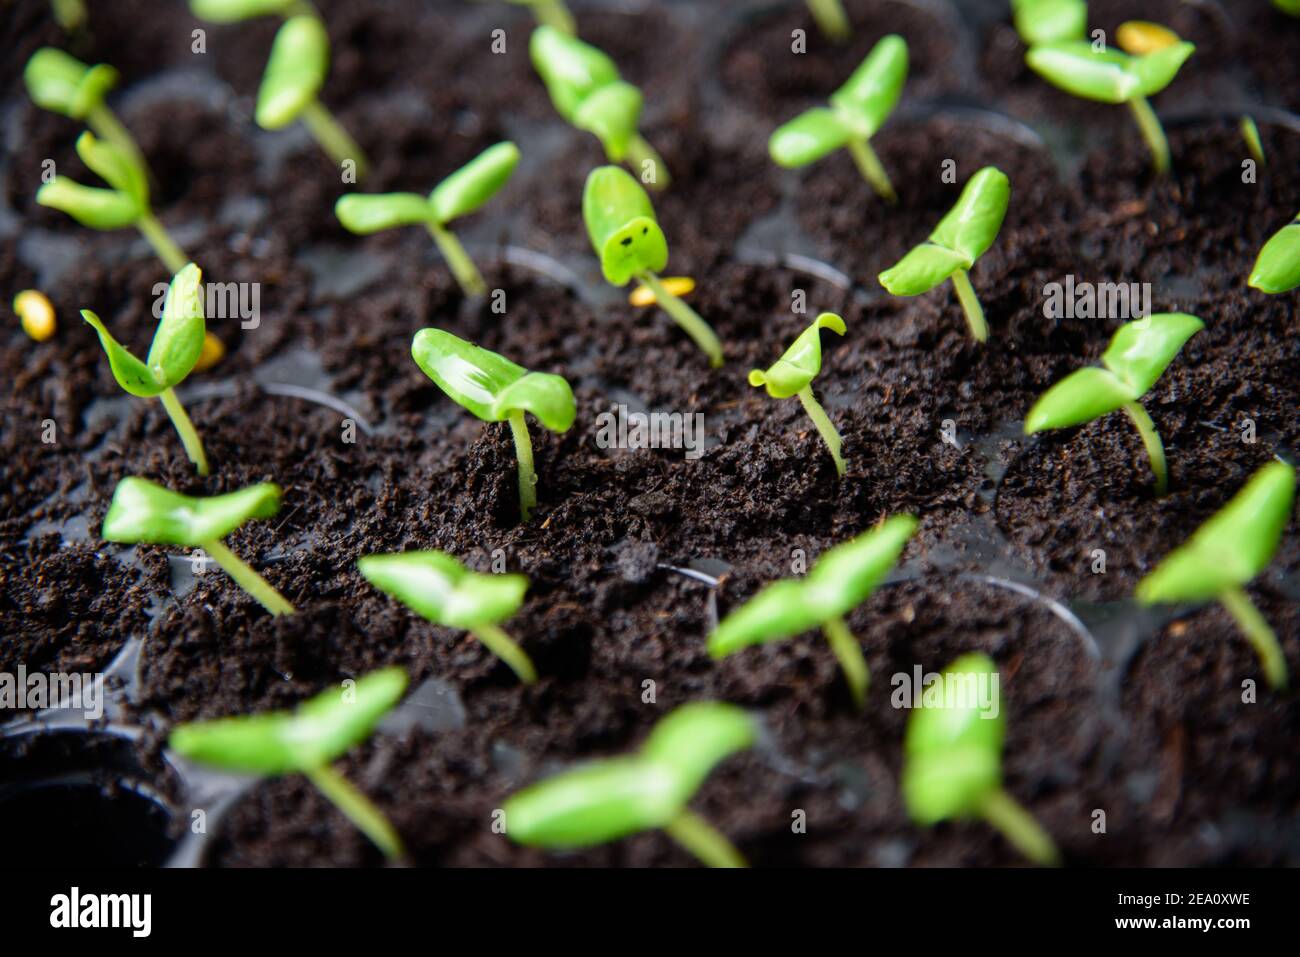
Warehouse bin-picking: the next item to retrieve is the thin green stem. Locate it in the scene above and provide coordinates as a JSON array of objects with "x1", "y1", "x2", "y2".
[
  {"x1": 428, "y1": 221, "x2": 487, "y2": 297},
  {"x1": 158, "y1": 387, "x2": 210, "y2": 476},
  {"x1": 86, "y1": 104, "x2": 149, "y2": 180},
  {"x1": 846, "y1": 137, "x2": 897, "y2": 203},
  {"x1": 796, "y1": 385, "x2": 845, "y2": 477},
  {"x1": 949, "y1": 270, "x2": 988, "y2": 343},
  {"x1": 663, "y1": 808, "x2": 747, "y2": 868},
  {"x1": 1122, "y1": 400, "x2": 1167, "y2": 496},
  {"x1": 528, "y1": 0, "x2": 575, "y2": 34},
  {"x1": 1128, "y1": 95, "x2": 1170, "y2": 175},
  {"x1": 1219, "y1": 586, "x2": 1287, "y2": 689},
  {"x1": 806, "y1": 0, "x2": 851, "y2": 41},
  {"x1": 624, "y1": 133, "x2": 671, "y2": 190},
  {"x1": 300, "y1": 98, "x2": 370, "y2": 181},
  {"x1": 822, "y1": 614, "x2": 868, "y2": 707},
  {"x1": 1240, "y1": 116, "x2": 1265, "y2": 166},
  {"x1": 636, "y1": 271, "x2": 723, "y2": 367},
  {"x1": 509, "y1": 409, "x2": 538, "y2": 522},
  {"x1": 135, "y1": 212, "x2": 189, "y2": 276},
  {"x1": 469, "y1": 622, "x2": 538, "y2": 684},
  {"x1": 303, "y1": 763, "x2": 405, "y2": 861},
  {"x1": 978, "y1": 787, "x2": 1060, "y2": 866},
  {"x1": 201, "y1": 538, "x2": 296, "y2": 617},
  {"x1": 51, "y1": 0, "x2": 88, "y2": 31}
]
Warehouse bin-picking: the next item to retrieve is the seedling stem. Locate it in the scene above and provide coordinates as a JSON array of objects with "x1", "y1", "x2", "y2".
[
  {"x1": 821, "y1": 614, "x2": 867, "y2": 705},
  {"x1": 846, "y1": 138, "x2": 896, "y2": 203},
  {"x1": 86, "y1": 104, "x2": 148, "y2": 178},
  {"x1": 635, "y1": 271, "x2": 723, "y2": 367},
  {"x1": 1121, "y1": 401, "x2": 1167, "y2": 495},
  {"x1": 158, "y1": 388, "x2": 211, "y2": 476},
  {"x1": 303, "y1": 762, "x2": 405, "y2": 860},
  {"x1": 979, "y1": 788, "x2": 1061, "y2": 866},
  {"x1": 807, "y1": 0, "x2": 851, "y2": 41},
  {"x1": 202, "y1": 539, "x2": 296, "y2": 616},
  {"x1": 663, "y1": 808, "x2": 747, "y2": 868},
  {"x1": 428, "y1": 221, "x2": 487, "y2": 297},
  {"x1": 135, "y1": 212, "x2": 189, "y2": 278},
  {"x1": 1127, "y1": 95, "x2": 1169, "y2": 175},
  {"x1": 1218, "y1": 586, "x2": 1286, "y2": 689},
  {"x1": 300, "y1": 99, "x2": 370, "y2": 180},
  {"x1": 509, "y1": 409, "x2": 539, "y2": 523},
  {"x1": 625, "y1": 134, "x2": 671, "y2": 189},
  {"x1": 949, "y1": 270, "x2": 988, "y2": 342},
  {"x1": 531, "y1": 0, "x2": 576, "y2": 33},
  {"x1": 470, "y1": 621, "x2": 538, "y2": 684},
  {"x1": 796, "y1": 385, "x2": 845, "y2": 477}
]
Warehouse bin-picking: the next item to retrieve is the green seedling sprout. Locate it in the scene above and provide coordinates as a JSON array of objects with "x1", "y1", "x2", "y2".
[
  {"x1": 1137, "y1": 460, "x2": 1296, "y2": 689},
  {"x1": 902, "y1": 653, "x2": 1061, "y2": 866},
  {"x1": 36, "y1": 131, "x2": 188, "y2": 274},
  {"x1": 530, "y1": 26, "x2": 669, "y2": 188},
  {"x1": 411, "y1": 329, "x2": 575, "y2": 522},
  {"x1": 1025, "y1": 38, "x2": 1195, "y2": 174},
  {"x1": 583, "y1": 165, "x2": 723, "y2": 366},
  {"x1": 503, "y1": 702, "x2": 756, "y2": 867},
  {"x1": 169, "y1": 667, "x2": 407, "y2": 859},
  {"x1": 82, "y1": 263, "x2": 211, "y2": 475},
  {"x1": 257, "y1": 15, "x2": 370, "y2": 179},
  {"x1": 51, "y1": 0, "x2": 88, "y2": 32},
  {"x1": 101, "y1": 477, "x2": 297, "y2": 617},
  {"x1": 358, "y1": 551, "x2": 536, "y2": 684},
  {"x1": 1273, "y1": 0, "x2": 1300, "y2": 16},
  {"x1": 189, "y1": 0, "x2": 316, "y2": 20},
  {"x1": 1248, "y1": 211, "x2": 1300, "y2": 294},
  {"x1": 24, "y1": 47, "x2": 148, "y2": 177},
  {"x1": 877, "y1": 166, "x2": 1010, "y2": 343},
  {"x1": 709, "y1": 516, "x2": 918, "y2": 707},
  {"x1": 489, "y1": 0, "x2": 576, "y2": 34},
  {"x1": 768, "y1": 34, "x2": 907, "y2": 202},
  {"x1": 335, "y1": 142, "x2": 520, "y2": 298},
  {"x1": 748, "y1": 312, "x2": 848, "y2": 476},
  {"x1": 1240, "y1": 116, "x2": 1266, "y2": 166},
  {"x1": 1023, "y1": 312, "x2": 1203, "y2": 496},
  {"x1": 1010, "y1": 0, "x2": 1086, "y2": 46},
  {"x1": 806, "y1": 0, "x2": 851, "y2": 41}
]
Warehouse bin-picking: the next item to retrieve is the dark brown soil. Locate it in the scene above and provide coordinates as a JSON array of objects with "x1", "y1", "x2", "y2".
[{"x1": 2, "y1": 0, "x2": 1298, "y2": 867}]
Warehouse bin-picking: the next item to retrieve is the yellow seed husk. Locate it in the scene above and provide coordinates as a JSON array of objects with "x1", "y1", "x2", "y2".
[
  {"x1": 192, "y1": 331, "x2": 226, "y2": 372},
  {"x1": 1117, "y1": 21, "x2": 1180, "y2": 55},
  {"x1": 629, "y1": 277, "x2": 695, "y2": 306},
  {"x1": 14, "y1": 290, "x2": 56, "y2": 342}
]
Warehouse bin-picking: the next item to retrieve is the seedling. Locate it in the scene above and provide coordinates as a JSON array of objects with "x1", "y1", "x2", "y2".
[
  {"x1": 51, "y1": 0, "x2": 88, "y2": 31},
  {"x1": 101, "y1": 477, "x2": 296, "y2": 616},
  {"x1": 1011, "y1": 0, "x2": 1086, "y2": 46},
  {"x1": 1272, "y1": 0, "x2": 1300, "y2": 15},
  {"x1": 530, "y1": 26, "x2": 669, "y2": 188},
  {"x1": 189, "y1": 0, "x2": 315, "y2": 20},
  {"x1": 491, "y1": 0, "x2": 576, "y2": 34},
  {"x1": 358, "y1": 551, "x2": 536, "y2": 684},
  {"x1": 902, "y1": 653, "x2": 1061, "y2": 866},
  {"x1": 877, "y1": 166, "x2": 1010, "y2": 343},
  {"x1": 82, "y1": 263, "x2": 211, "y2": 475},
  {"x1": 583, "y1": 165, "x2": 723, "y2": 366},
  {"x1": 24, "y1": 47, "x2": 147, "y2": 176},
  {"x1": 257, "y1": 15, "x2": 370, "y2": 178},
  {"x1": 503, "y1": 702, "x2": 756, "y2": 867},
  {"x1": 1025, "y1": 38, "x2": 1195, "y2": 174},
  {"x1": 806, "y1": 0, "x2": 851, "y2": 41},
  {"x1": 169, "y1": 667, "x2": 407, "y2": 859},
  {"x1": 1240, "y1": 116, "x2": 1266, "y2": 166},
  {"x1": 1137, "y1": 461, "x2": 1296, "y2": 689},
  {"x1": 36, "y1": 131, "x2": 188, "y2": 274},
  {"x1": 1248, "y1": 212, "x2": 1300, "y2": 294},
  {"x1": 335, "y1": 142, "x2": 520, "y2": 297},
  {"x1": 768, "y1": 34, "x2": 907, "y2": 202},
  {"x1": 709, "y1": 515, "x2": 918, "y2": 707},
  {"x1": 411, "y1": 329, "x2": 575, "y2": 522},
  {"x1": 1023, "y1": 312, "x2": 1204, "y2": 496},
  {"x1": 748, "y1": 312, "x2": 847, "y2": 476}
]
